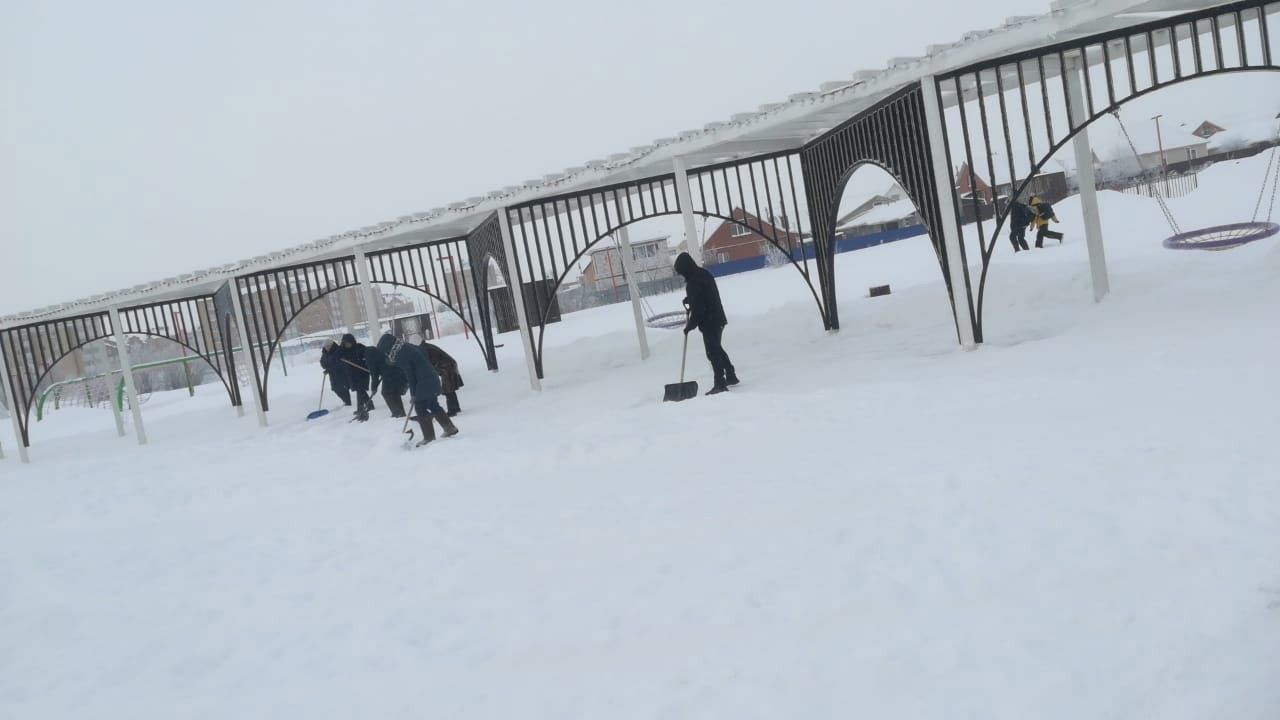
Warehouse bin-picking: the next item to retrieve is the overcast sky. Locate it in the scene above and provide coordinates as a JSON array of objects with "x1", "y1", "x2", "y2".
[{"x1": 2, "y1": 0, "x2": 1091, "y2": 316}]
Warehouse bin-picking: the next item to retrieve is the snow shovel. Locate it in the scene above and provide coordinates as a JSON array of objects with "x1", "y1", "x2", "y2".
[
  {"x1": 401, "y1": 395, "x2": 416, "y2": 449},
  {"x1": 663, "y1": 321, "x2": 698, "y2": 402},
  {"x1": 306, "y1": 373, "x2": 330, "y2": 420}
]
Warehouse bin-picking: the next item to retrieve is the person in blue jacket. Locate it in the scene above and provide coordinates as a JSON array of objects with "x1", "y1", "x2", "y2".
[{"x1": 373, "y1": 333, "x2": 459, "y2": 445}]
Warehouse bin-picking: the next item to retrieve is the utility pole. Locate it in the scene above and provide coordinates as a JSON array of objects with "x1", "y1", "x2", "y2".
[{"x1": 1152, "y1": 114, "x2": 1168, "y2": 192}]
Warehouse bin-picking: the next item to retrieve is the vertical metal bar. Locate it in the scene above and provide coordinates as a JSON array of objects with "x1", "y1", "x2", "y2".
[
  {"x1": 1145, "y1": 31, "x2": 1159, "y2": 87},
  {"x1": 1123, "y1": 35, "x2": 1138, "y2": 97},
  {"x1": 537, "y1": 201, "x2": 561, "y2": 289},
  {"x1": 1193, "y1": 19, "x2": 1206, "y2": 74},
  {"x1": 1081, "y1": 47, "x2": 1096, "y2": 117},
  {"x1": 550, "y1": 200, "x2": 571, "y2": 277},
  {"x1": 1258, "y1": 5, "x2": 1273, "y2": 67},
  {"x1": 1102, "y1": 39, "x2": 1118, "y2": 108},
  {"x1": 956, "y1": 74, "x2": 988, "y2": 259},
  {"x1": 994, "y1": 64, "x2": 1019, "y2": 191},
  {"x1": 1015, "y1": 61, "x2": 1038, "y2": 168},
  {"x1": 709, "y1": 168, "x2": 723, "y2": 216},
  {"x1": 0, "y1": 332, "x2": 30, "y2": 460},
  {"x1": 761, "y1": 159, "x2": 779, "y2": 244},
  {"x1": 1211, "y1": 15, "x2": 1225, "y2": 70},
  {"x1": 1057, "y1": 52, "x2": 1074, "y2": 128},
  {"x1": 1235, "y1": 11, "x2": 1248, "y2": 67},
  {"x1": 770, "y1": 156, "x2": 789, "y2": 248},
  {"x1": 1171, "y1": 26, "x2": 1184, "y2": 79},
  {"x1": 784, "y1": 155, "x2": 805, "y2": 260},
  {"x1": 1036, "y1": 54, "x2": 1056, "y2": 144},
  {"x1": 976, "y1": 70, "x2": 1001, "y2": 214}
]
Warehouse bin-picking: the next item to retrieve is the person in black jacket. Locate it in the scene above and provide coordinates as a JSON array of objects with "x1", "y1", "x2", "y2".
[
  {"x1": 1008, "y1": 199, "x2": 1033, "y2": 252},
  {"x1": 374, "y1": 333, "x2": 459, "y2": 445},
  {"x1": 319, "y1": 340, "x2": 352, "y2": 406},
  {"x1": 673, "y1": 251, "x2": 738, "y2": 395},
  {"x1": 421, "y1": 341, "x2": 464, "y2": 416},
  {"x1": 337, "y1": 333, "x2": 375, "y2": 421},
  {"x1": 365, "y1": 343, "x2": 409, "y2": 418}
]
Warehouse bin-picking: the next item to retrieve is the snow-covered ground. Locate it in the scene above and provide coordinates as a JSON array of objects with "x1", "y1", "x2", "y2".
[{"x1": 3, "y1": 154, "x2": 1280, "y2": 718}]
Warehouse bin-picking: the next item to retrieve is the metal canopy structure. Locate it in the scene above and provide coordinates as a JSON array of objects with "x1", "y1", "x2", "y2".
[{"x1": 4, "y1": 0, "x2": 1277, "y2": 461}]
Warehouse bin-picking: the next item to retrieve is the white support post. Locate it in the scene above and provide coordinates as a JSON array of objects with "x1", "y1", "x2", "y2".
[
  {"x1": 498, "y1": 210, "x2": 542, "y2": 391},
  {"x1": 0, "y1": 342, "x2": 29, "y2": 463},
  {"x1": 230, "y1": 283, "x2": 268, "y2": 426},
  {"x1": 108, "y1": 373, "x2": 126, "y2": 437},
  {"x1": 615, "y1": 224, "x2": 651, "y2": 361},
  {"x1": 108, "y1": 307, "x2": 147, "y2": 446},
  {"x1": 1066, "y1": 55, "x2": 1110, "y2": 302},
  {"x1": 353, "y1": 247, "x2": 382, "y2": 342},
  {"x1": 921, "y1": 76, "x2": 978, "y2": 349},
  {"x1": 672, "y1": 156, "x2": 703, "y2": 265}
]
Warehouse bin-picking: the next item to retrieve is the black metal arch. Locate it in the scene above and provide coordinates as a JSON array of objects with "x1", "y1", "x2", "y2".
[
  {"x1": 464, "y1": 213, "x2": 512, "y2": 371},
  {"x1": 236, "y1": 238, "x2": 502, "y2": 410},
  {"x1": 117, "y1": 294, "x2": 241, "y2": 408},
  {"x1": 235, "y1": 256, "x2": 361, "y2": 412},
  {"x1": 937, "y1": 0, "x2": 1280, "y2": 337},
  {"x1": 799, "y1": 83, "x2": 961, "y2": 335},
  {"x1": 1, "y1": 312, "x2": 113, "y2": 447},
  {"x1": 366, "y1": 233, "x2": 494, "y2": 368},
  {"x1": 685, "y1": 151, "x2": 826, "y2": 319},
  {"x1": 505, "y1": 162, "x2": 825, "y2": 377}
]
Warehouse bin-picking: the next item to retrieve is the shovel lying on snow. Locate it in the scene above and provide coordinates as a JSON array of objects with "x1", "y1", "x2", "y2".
[{"x1": 663, "y1": 319, "x2": 699, "y2": 402}]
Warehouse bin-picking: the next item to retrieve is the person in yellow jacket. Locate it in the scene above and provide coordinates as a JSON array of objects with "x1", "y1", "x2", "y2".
[{"x1": 1030, "y1": 196, "x2": 1064, "y2": 248}]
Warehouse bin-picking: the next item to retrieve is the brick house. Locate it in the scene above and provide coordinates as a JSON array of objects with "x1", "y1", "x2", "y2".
[{"x1": 700, "y1": 208, "x2": 808, "y2": 266}]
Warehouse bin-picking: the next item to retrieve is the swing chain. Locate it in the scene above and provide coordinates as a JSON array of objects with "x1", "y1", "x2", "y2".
[
  {"x1": 1110, "y1": 109, "x2": 1182, "y2": 235},
  {"x1": 1249, "y1": 145, "x2": 1278, "y2": 223}
]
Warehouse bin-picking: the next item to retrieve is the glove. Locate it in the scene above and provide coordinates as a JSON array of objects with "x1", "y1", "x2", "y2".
[{"x1": 683, "y1": 323, "x2": 694, "y2": 335}]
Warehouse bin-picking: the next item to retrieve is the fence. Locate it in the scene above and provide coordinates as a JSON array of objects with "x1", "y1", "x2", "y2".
[{"x1": 1102, "y1": 171, "x2": 1200, "y2": 199}]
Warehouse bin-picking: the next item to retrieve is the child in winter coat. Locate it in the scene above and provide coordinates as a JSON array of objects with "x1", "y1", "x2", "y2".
[{"x1": 1030, "y1": 196, "x2": 1064, "y2": 248}]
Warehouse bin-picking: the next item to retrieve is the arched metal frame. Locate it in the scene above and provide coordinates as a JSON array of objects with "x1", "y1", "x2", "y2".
[
  {"x1": 0, "y1": 292, "x2": 241, "y2": 447},
  {"x1": 799, "y1": 84, "x2": 963, "y2": 336},
  {"x1": 504, "y1": 158, "x2": 825, "y2": 378},
  {"x1": 463, "y1": 213, "x2": 512, "y2": 371},
  {"x1": 116, "y1": 294, "x2": 241, "y2": 407},
  {"x1": 366, "y1": 233, "x2": 492, "y2": 367},
  {"x1": 935, "y1": 0, "x2": 1280, "y2": 339},
  {"x1": 235, "y1": 227, "x2": 505, "y2": 410},
  {"x1": 1, "y1": 313, "x2": 113, "y2": 447}
]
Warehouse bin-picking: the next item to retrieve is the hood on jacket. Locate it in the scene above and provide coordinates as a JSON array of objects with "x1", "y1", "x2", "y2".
[
  {"x1": 340, "y1": 333, "x2": 358, "y2": 348},
  {"x1": 673, "y1": 252, "x2": 698, "y2": 278},
  {"x1": 375, "y1": 333, "x2": 410, "y2": 365}
]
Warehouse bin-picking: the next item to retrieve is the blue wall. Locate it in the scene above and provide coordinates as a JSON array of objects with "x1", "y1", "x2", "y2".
[{"x1": 705, "y1": 224, "x2": 927, "y2": 278}]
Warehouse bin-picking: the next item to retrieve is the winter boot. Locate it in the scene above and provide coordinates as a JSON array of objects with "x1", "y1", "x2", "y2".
[
  {"x1": 706, "y1": 384, "x2": 729, "y2": 396},
  {"x1": 415, "y1": 416, "x2": 436, "y2": 447},
  {"x1": 725, "y1": 369, "x2": 740, "y2": 387},
  {"x1": 433, "y1": 411, "x2": 460, "y2": 438}
]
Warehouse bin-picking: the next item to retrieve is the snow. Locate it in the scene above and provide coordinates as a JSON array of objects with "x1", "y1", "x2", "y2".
[{"x1": 4, "y1": 154, "x2": 1280, "y2": 718}]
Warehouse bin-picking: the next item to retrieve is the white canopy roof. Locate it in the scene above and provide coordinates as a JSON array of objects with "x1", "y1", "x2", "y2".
[{"x1": 7, "y1": 0, "x2": 1233, "y2": 327}]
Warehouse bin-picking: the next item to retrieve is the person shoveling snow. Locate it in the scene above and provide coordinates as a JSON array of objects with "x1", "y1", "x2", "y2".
[
  {"x1": 673, "y1": 252, "x2": 739, "y2": 395},
  {"x1": 370, "y1": 333, "x2": 459, "y2": 447}
]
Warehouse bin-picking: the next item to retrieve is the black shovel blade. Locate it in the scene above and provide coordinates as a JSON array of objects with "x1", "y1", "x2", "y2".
[{"x1": 663, "y1": 381, "x2": 699, "y2": 402}]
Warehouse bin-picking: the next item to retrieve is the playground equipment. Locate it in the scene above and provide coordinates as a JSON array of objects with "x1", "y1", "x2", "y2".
[
  {"x1": 34, "y1": 355, "x2": 208, "y2": 421},
  {"x1": 1111, "y1": 109, "x2": 1280, "y2": 251}
]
